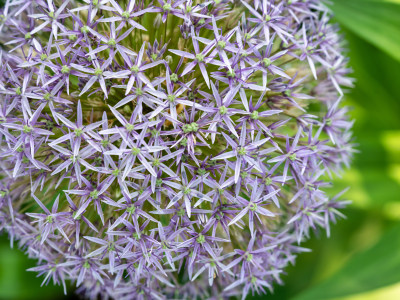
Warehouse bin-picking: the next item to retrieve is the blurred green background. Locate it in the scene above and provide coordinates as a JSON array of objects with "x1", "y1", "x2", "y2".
[{"x1": 1, "y1": 0, "x2": 400, "y2": 299}]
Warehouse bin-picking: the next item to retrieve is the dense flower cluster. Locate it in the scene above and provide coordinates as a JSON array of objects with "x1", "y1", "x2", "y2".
[{"x1": 0, "y1": 0, "x2": 354, "y2": 299}]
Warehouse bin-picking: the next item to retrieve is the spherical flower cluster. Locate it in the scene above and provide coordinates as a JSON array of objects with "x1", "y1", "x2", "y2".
[{"x1": 0, "y1": 0, "x2": 354, "y2": 299}]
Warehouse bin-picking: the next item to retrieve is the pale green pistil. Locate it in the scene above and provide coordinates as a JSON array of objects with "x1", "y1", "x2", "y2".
[
  {"x1": 180, "y1": 138, "x2": 188, "y2": 147},
  {"x1": 305, "y1": 183, "x2": 315, "y2": 191},
  {"x1": 61, "y1": 65, "x2": 70, "y2": 74},
  {"x1": 130, "y1": 65, "x2": 139, "y2": 73},
  {"x1": 219, "y1": 106, "x2": 227, "y2": 115},
  {"x1": 74, "y1": 128, "x2": 83, "y2": 137},
  {"x1": 153, "y1": 158, "x2": 160, "y2": 167},
  {"x1": 81, "y1": 26, "x2": 89, "y2": 34},
  {"x1": 245, "y1": 252, "x2": 253, "y2": 261},
  {"x1": 195, "y1": 53, "x2": 205, "y2": 62},
  {"x1": 131, "y1": 147, "x2": 140, "y2": 155},
  {"x1": 197, "y1": 168, "x2": 207, "y2": 176},
  {"x1": 125, "y1": 123, "x2": 135, "y2": 132},
  {"x1": 284, "y1": 90, "x2": 292, "y2": 97},
  {"x1": 108, "y1": 242, "x2": 115, "y2": 252},
  {"x1": 325, "y1": 118, "x2": 332, "y2": 126},
  {"x1": 227, "y1": 70, "x2": 236, "y2": 78},
  {"x1": 163, "y1": 3, "x2": 172, "y2": 11},
  {"x1": 251, "y1": 111, "x2": 259, "y2": 120},
  {"x1": 151, "y1": 53, "x2": 158, "y2": 60},
  {"x1": 183, "y1": 187, "x2": 191, "y2": 195},
  {"x1": 127, "y1": 205, "x2": 136, "y2": 214},
  {"x1": 108, "y1": 38, "x2": 116, "y2": 46},
  {"x1": 217, "y1": 41, "x2": 226, "y2": 49},
  {"x1": 196, "y1": 234, "x2": 206, "y2": 244},
  {"x1": 170, "y1": 73, "x2": 178, "y2": 82},
  {"x1": 264, "y1": 177, "x2": 272, "y2": 186},
  {"x1": 182, "y1": 122, "x2": 199, "y2": 133},
  {"x1": 94, "y1": 68, "x2": 103, "y2": 76},
  {"x1": 83, "y1": 261, "x2": 90, "y2": 269},
  {"x1": 263, "y1": 58, "x2": 272, "y2": 67},
  {"x1": 90, "y1": 190, "x2": 99, "y2": 199},
  {"x1": 237, "y1": 147, "x2": 247, "y2": 156},
  {"x1": 43, "y1": 93, "x2": 52, "y2": 101},
  {"x1": 136, "y1": 87, "x2": 143, "y2": 96},
  {"x1": 249, "y1": 202, "x2": 258, "y2": 211},
  {"x1": 23, "y1": 125, "x2": 33, "y2": 133},
  {"x1": 168, "y1": 94, "x2": 176, "y2": 102},
  {"x1": 122, "y1": 11, "x2": 130, "y2": 19},
  {"x1": 133, "y1": 232, "x2": 141, "y2": 240}
]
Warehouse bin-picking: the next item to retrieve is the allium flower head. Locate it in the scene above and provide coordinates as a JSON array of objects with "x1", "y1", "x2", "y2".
[{"x1": 0, "y1": 0, "x2": 354, "y2": 299}]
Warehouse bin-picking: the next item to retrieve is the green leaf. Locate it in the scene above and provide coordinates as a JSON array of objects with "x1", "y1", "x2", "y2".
[
  {"x1": 0, "y1": 235, "x2": 70, "y2": 300},
  {"x1": 293, "y1": 222, "x2": 400, "y2": 300},
  {"x1": 331, "y1": 0, "x2": 400, "y2": 63}
]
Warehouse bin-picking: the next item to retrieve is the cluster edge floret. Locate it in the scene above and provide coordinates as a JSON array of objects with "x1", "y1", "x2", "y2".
[{"x1": 0, "y1": 0, "x2": 354, "y2": 299}]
